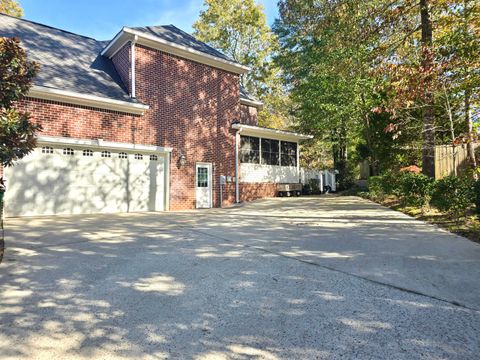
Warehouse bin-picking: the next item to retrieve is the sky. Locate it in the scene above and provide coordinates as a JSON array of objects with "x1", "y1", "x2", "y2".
[{"x1": 20, "y1": 0, "x2": 280, "y2": 40}]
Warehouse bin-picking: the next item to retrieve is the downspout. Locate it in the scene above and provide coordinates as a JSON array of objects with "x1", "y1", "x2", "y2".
[
  {"x1": 235, "y1": 128, "x2": 241, "y2": 203},
  {"x1": 296, "y1": 141, "x2": 300, "y2": 182},
  {"x1": 130, "y1": 35, "x2": 138, "y2": 98}
]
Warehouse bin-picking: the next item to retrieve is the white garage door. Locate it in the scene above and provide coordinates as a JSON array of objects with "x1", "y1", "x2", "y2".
[{"x1": 4, "y1": 144, "x2": 167, "y2": 217}]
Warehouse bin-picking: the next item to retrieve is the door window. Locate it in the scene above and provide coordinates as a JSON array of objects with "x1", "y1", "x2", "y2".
[{"x1": 197, "y1": 167, "x2": 208, "y2": 187}]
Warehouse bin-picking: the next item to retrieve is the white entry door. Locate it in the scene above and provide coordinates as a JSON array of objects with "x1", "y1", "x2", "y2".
[{"x1": 196, "y1": 163, "x2": 212, "y2": 208}]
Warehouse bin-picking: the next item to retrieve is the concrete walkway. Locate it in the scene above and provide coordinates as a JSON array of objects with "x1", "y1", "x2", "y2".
[{"x1": 1, "y1": 195, "x2": 479, "y2": 359}]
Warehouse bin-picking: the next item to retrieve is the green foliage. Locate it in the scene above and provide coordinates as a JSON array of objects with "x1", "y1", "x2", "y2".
[
  {"x1": 0, "y1": 0, "x2": 23, "y2": 17},
  {"x1": 367, "y1": 171, "x2": 434, "y2": 206},
  {"x1": 474, "y1": 180, "x2": 480, "y2": 214},
  {"x1": 193, "y1": 0, "x2": 289, "y2": 129},
  {"x1": 367, "y1": 176, "x2": 384, "y2": 201},
  {"x1": 399, "y1": 172, "x2": 435, "y2": 207},
  {"x1": 431, "y1": 176, "x2": 475, "y2": 219},
  {"x1": 308, "y1": 178, "x2": 321, "y2": 195},
  {"x1": 0, "y1": 37, "x2": 40, "y2": 168}
]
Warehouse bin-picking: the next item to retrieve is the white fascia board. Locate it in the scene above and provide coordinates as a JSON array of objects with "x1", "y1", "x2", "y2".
[
  {"x1": 37, "y1": 136, "x2": 172, "y2": 153},
  {"x1": 240, "y1": 97, "x2": 264, "y2": 109},
  {"x1": 101, "y1": 28, "x2": 250, "y2": 75},
  {"x1": 232, "y1": 123, "x2": 313, "y2": 141},
  {"x1": 28, "y1": 86, "x2": 149, "y2": 115}
]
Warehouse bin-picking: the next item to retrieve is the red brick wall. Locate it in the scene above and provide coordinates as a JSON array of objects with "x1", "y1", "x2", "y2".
[
  {"x1": 134, "y1": 44, "x2": 239, "y2": 210},
  {"x1": 240, "y1": 183, "x2": 277, "y2": 202},
  {"x1": 111, "y1": 42, "x2": 132, "y2": 95},
  {"x1": 17, "y1": 98, "x2": 146, "y2": 144},
  {"x1": 10, "y1": 44, "x2": 275, "y2": 211},
  {"x1": 240, "y1": 104, "x2": 258, "y2": 126}
]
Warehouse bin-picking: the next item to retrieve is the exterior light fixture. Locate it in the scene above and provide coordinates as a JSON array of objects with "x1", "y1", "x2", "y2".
[{"x1": 179, "y1": 153, "x2": 187, "y2": 167}]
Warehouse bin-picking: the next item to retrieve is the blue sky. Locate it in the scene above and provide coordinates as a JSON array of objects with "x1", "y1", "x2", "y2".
[{"x1": 21, "y1": 0, "x2": 279, "y2": 40}]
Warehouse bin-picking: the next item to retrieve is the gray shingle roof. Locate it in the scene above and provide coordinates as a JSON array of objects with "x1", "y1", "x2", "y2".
[
  {"x1": 0, "y1": 14, "x2": 259, "y2": 106},
  {"x1": 129, "y1": 25, "x2": 234, "y2": 62},
  {"x1": 0, "y1": 13, "x2": 134, "y2": 102},
  {"x1": 240, "y1": 86, "x2": 258, "y2": 102}
]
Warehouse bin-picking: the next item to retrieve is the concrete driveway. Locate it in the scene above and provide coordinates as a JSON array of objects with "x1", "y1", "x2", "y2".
[{"x1": 1, "y1": 195, "x2": 479, "y2": 359}]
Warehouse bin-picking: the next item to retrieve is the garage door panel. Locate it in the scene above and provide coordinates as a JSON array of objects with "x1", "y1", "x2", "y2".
[{"x1": 4, "y1": 146, "x2": 167, "y2": 217}]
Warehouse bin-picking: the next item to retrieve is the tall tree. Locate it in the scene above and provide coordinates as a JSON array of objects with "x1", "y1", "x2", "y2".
[
  {"x1": 274, "y1": 0, "x2": 384, "y2": 187},
  {"x1": 193, "y1": 0, "x2": 290, "y2": 128},
  {"x1": 420, "y1": 0, "x2": 436, "y2": 177},
  {"x1": 0, "y1": 37, "x2": 40, "y2": 263},
  {"x1": 0, "y1": 0, "x2": 23, "y2": 17}
]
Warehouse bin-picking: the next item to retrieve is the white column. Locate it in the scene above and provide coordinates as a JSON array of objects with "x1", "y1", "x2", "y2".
[
  {"x1": 296, "y1": 141, "x2": 300, "y2": 182},
  {"x1": 235, "y1": 130, "x2": 240, "y2": 203}
]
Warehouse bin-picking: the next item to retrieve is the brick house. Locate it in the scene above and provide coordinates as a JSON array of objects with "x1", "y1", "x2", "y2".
[{"x1": 0, "y1": 14, "x2": 312, "y2": 216}]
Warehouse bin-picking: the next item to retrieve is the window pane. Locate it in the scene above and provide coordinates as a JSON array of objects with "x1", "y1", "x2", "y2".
[
  {"x1": 281, "y1": 141, "x2": 297, "y2": 166},
  {"x1": 261, "y1": 138, "x2": 280, "y2": 165},
  {"x1": 197, "y1": 167, "x2": 208, "y2": 187},
  {"x1": 240, "y1": 136, "x2": 260, "y2": 164}
]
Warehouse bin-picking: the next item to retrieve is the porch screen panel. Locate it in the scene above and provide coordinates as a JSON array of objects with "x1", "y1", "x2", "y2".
[
  {"x1": 240, "y1": 136, "x2": 260, "y2": 164},
  {"x1": 281, "y1": 141, "x2": 297, "y2": 166}
]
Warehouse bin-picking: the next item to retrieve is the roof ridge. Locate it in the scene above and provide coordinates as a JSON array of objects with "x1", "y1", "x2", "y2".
[
  {"x1": 132, "y1": 24, "x2": 229, "y2": 58},
  {"x1": 0, "y1": 12, "x2": 100, "y2": 42}
]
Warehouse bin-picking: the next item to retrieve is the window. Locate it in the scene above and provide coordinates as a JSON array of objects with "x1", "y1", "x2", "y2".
[
  {"x1": 119, "y1": 152, "x2": 128, "y2": 159},
  {"x1": 83, "y1": 149, "x2": 93, "y2": 157},
  {"x1": 281, "y1": 141, "x2": 297, "y2": 166},
  {"x1": 240, "y1": 136, "x2": 259, "y2": 164},
  {"x1": 261, "y1": 139, "x2": 280, "y2": 166},
  {"x1": 197, "y1": 167, "x2": 208, "y2": 187},
  {"x1": 42, "y1": 146, "x2": 53, "y2": 154},
  {"x1": 134, "y1": 154, "x2": 143, "y2": 160},
  {"x1": 101, "y1": 151, "x2": 111, "y2": 158},
  {"x1": 150, "y1": 154, "x2": 158, "y2": 161},
  {"x1": 63, "y1": 148, "x2": 74, "y2": 155}
]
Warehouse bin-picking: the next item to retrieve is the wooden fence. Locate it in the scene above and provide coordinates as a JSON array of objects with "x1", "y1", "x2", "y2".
[{"x1": 435, "y1": 143, "x2": 479, "y2": 179}]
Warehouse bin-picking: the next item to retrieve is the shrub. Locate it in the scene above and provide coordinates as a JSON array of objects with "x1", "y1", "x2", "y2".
[
  {"x1": 308, "y1": 178, "x2": 321, "y2": 194},
  {"x1": 381, "y1": 170, "x2": 403, "y2": 196},
  {"x1": 431, "y1": 176, "x2": 475, "y2": 219},
  {"x1": 474, "y1": 180, "x2": 480, "y2": 214},
  {"x1": 367, "y1": 176, "x2": 384, "y2": 200},
  {"x1": 398, "y1": 172, "x2": 435, "y2": 207}
]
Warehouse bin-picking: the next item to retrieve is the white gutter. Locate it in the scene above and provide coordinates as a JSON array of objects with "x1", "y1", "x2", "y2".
[
  {"x1": 231, "y1": 123, "x2": 313, "y2": 141},
  {"x1": 37, "y1": 135, "x2": 172, "y2": 153},
  {"x1": 240, "y1": 97, "x2": 263, "y2": 109},
  {"x1": 235, "y1": 127, "x2": 242, "y2": 203},
  {"x1": 101, "y1": 27, "x2": 250, "y2": 75},
  {"x1": 28, "y1": 86, "x2": 149, "y2": 115}
]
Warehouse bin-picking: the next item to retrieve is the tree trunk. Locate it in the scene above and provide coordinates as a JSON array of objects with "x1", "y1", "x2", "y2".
[
  {"x1": 465, "y1": 88, "x2": 478, "y2": 179},
  {"x1": 420, "y1": 0, "x2": 436, "y2": 178}
]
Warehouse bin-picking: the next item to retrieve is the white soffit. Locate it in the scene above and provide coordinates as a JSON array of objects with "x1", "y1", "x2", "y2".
[
  {"x1": 28, "y1": 86, "x2": 149, "y2": 115},
  {"x1": 232, "y1": 123, "x2": 313, "y2": 142},
  {"x1": 240, "y1": 97, "x2": 264, "y2": 109},
  {"x1": 101, "y1": 28, "x2": 250, "y2": 75}
]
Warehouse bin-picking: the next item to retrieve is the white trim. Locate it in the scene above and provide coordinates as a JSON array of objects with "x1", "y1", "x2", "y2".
[
  {"x1": 240, "y1": 97, "x2": 263, "y2": 109},
  {"x1": 195, "y1": 162, "x2": 213, "y2": 209},
  {"x1": 131, "y1": 37, "x2": 137, "y2": 98},
  {"x1": 164, "y1": 152, "x2": 171, "y2": 211},
  {"x1": 37, "y1": 136, "x2": 173, "y2": 153},
  {"x1": 28, "y1": 86, "x2": 149, "y2": 115},
  {"x1": 235, "y1": 129, "x2": 241, "y2": 203},
  {"x1": 101, "y1": 28, "x2": 250, "y2": 75},
  {"x1": 231, "y1": 123, "x2": 313, "y2": 141}
]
